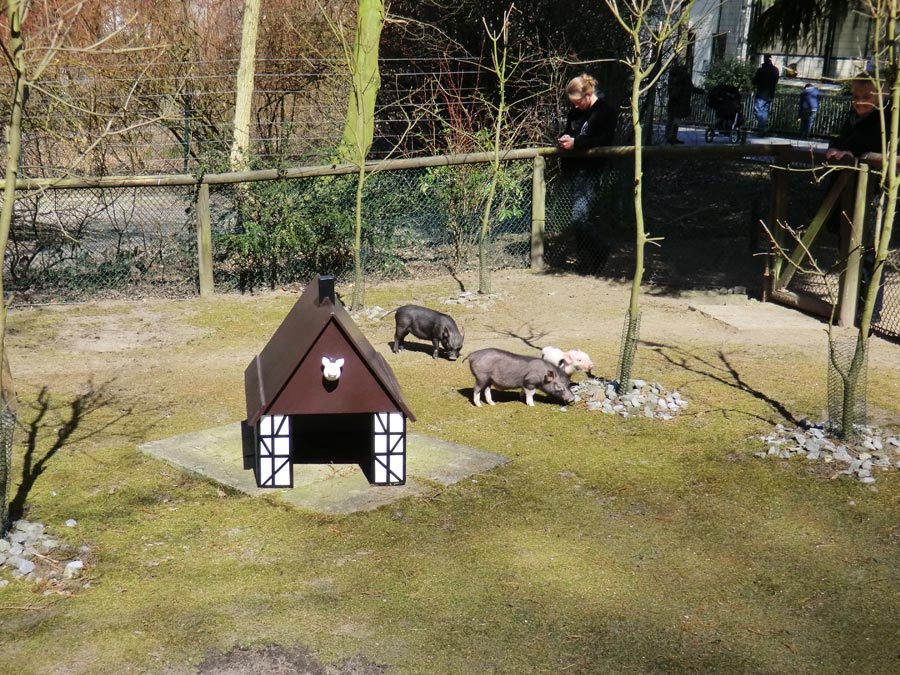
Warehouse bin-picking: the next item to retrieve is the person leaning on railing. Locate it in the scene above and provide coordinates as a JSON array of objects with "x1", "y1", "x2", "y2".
[
  {"x1": 825, "y1": 72, "x2": 892, "y2": 323},
  {"x1": 557, "y1": 73, "x2": 618, "y2": 271},
  {"x1": 825, "y1": 74, "x2": 889, "y2": 162}
]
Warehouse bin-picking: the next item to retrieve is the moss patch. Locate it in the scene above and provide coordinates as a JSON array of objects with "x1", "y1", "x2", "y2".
[{"x1": 1, "y1": 270, "x2": 898, "y2": 675}]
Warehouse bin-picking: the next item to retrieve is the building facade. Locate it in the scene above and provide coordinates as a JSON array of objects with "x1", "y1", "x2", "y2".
[{"x1": 690, "y1": 0, "x2": 874, "y2": 84}]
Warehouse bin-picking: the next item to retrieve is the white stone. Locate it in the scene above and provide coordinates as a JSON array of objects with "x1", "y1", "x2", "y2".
[
  {"x1": 65, "y1": 519, "x2": 77, "y2": 528},
  {"x1": 16, "y1": 558, "x2": 35, "y2": 575},
  {"x1": 64, "y1": 560, "x2": 84, "y2": 580}
]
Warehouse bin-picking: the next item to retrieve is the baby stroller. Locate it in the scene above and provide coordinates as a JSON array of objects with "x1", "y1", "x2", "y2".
[{"x1": 704, "y1": 84, "x2": 744, "y2": 144}]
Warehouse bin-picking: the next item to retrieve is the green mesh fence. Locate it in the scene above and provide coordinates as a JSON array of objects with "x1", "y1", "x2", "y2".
[
  {"x1": 615, "y1": 310, "x2": 641, "y2": 392},
  {"x1": 0, "y1": 403, "x2": 14, "y2": 534},
  {"x1": 827, "y1": 336, "x2": 868, "y2": 438}
]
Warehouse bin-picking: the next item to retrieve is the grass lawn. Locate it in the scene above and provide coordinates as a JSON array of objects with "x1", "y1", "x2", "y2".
[{"x1": 1, "y1": 270, "x2": 898, "y2": 674}]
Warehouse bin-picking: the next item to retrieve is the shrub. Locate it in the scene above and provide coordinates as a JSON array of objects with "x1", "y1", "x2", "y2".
[{"x1": 703, "y1": 57, "x2": 756, "y2": 91}]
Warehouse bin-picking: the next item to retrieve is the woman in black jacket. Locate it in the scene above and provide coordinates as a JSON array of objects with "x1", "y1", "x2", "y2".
[{"x1": 557, "y1": 73, "x2": 618, "y2": 270}]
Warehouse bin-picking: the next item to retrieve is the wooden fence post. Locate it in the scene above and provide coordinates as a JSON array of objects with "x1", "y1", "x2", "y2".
[
  {"x1": 837, "y1": 163, "x2": 868, "y2": 327},
  {"x1": 196, "y1": 182, "x2": 214, "y2": 297},
  {"x1": 530, "y1": 154, "x2": 546, "y2": 271}
]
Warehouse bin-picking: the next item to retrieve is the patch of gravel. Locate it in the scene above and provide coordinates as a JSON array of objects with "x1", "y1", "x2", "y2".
[
  {"x1": 0, "y1": 519, "x2": 90, "y2": 593},
  {"x1": 756, "y1": 423, "x2": 900, "y2": 484},
  {"x1": 440, "y1": 290, "x2": 501, "y2": 310},
  {"x1": 350, "y1": 306, "x2": 389, "y2": 323},
  {"x1": 350, "y1": 291, "x2": 502, "y2": 325},
  {"x1": 570, "y1": 378, "x2": 688, "y2": 419}
]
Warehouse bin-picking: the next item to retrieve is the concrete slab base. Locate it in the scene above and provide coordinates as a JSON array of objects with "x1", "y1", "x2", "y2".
[
  {"x1": 138, "y1": 425, "x2": 510, "y2": 515},
  {"x1": 690, "y1": 301, "x2": 827, "y2": 331}
]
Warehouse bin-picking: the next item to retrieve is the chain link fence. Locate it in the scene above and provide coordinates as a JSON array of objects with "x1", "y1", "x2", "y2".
[
  {"x1": 207, "y1": 162, "x2": 534, "y2": 293},
  {"x1": 773, "y1": 157, "x2": 900, "y2": 339},
  {"x1": 4, "y1": 151, "x2": 900, "y2": 346},
  {"x1": 8, "y1": 186, "x2": 198, "y2": 302},
  {"x1": 545, "y1": 153, "x2": 774, "y2": 294}
]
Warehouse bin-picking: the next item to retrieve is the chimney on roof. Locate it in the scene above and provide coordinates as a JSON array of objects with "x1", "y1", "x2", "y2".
[{"x1": 317, "y1": 274, "x2": 335, "y2": 305}]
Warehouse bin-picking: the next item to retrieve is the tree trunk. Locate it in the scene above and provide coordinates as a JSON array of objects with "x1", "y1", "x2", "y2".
[
  {"x1": 230, "y1": 0, "x2": 261, "y2": 172},
  {"x1": 336, "y1": 0, "x2": 385, "y2": 308},
  {"x1": 617, "y1": 57, "x2": 647, "y2": 393},
  {"x1": 0, "y1": 0, "x2": 25, "y2": 532},
  {"x1": 336, "y1": 0, "x2": 384, "y2": 163}
]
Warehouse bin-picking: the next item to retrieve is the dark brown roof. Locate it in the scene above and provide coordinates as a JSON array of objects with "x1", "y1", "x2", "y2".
[{"x1": 244, "y1": 275, "x2": 416, "y2": 427}]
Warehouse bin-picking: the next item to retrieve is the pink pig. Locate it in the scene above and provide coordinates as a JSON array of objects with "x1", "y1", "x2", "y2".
[{"x1": 541, "y1": 346, "x2": 594, "y2": 376}]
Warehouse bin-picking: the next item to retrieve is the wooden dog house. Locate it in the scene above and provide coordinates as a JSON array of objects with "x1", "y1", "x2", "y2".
[{"x1": 241, "y1": 275, "x2": 415, "y2": 487}]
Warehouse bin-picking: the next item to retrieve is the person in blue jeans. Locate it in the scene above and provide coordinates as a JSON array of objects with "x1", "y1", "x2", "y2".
[
  {"x1": 798, "y1": 82, "x2": 820, "y2": 137},
  {"x1": 557, "y1": 73, "x2": 617, "y2": 270},
  {"x1": 752, "y1": 54, "x2": 780, "y2": 134}
]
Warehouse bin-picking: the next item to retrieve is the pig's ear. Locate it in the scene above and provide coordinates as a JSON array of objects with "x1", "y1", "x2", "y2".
[
  {"x1": 335, "y1": 358, "x2": 345, "y2": 368},
  {"x1": 321, "y1": 356, "x2": 331, "y2": 367},
  {"x1": 442, "y1": 326, "x2": 450, "y2": 339},
  {"x1": 460, "y1": 326, "x2": 465, "y2": 338},
  {"x1": 562, "y1": 354, "x2": 574, "y2": 365},
  {"x1": 545, "y1": 369, "x2": 556, "y2": 382}
]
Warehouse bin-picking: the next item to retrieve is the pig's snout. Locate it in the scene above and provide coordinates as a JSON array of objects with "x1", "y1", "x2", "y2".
[{"x1": 557, "y1": 384, "x2": 575, "y2": 403}]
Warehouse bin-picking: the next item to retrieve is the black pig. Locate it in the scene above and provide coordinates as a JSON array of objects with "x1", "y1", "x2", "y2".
[
  {"x1": 466, "y1": 348, "x2": 575, "y2": 407},
  {"x1": 388, "y1": 305, "x2": 464, "y2": 360}
]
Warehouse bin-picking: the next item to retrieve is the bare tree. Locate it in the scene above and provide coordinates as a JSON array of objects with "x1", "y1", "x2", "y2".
[
  {"x1": 829, "y1": 1, "x2": 899, "y2": 436},
  {"x1": 603, "y1": 0, "x2": 694, "y2": 393},
  {"x1": 0, "y1": 0, "x2": 161, "y2": 531},
  {"x1": 473, "y1": 5, "x2": 549, "y2": 294}
]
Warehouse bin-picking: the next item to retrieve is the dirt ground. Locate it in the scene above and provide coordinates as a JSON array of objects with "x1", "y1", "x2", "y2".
[{"x1": 26, "y1": 268, "x2": 896, "y2": 367}]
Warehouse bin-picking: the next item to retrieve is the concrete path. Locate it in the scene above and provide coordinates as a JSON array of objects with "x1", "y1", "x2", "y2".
[
  {"x1": 664, "y1": 124, "x2": 829, "y2": 151},
  {"x1": 139, "y1": 427, "x2": 510, "y2": 515},
  {"x1": 689, "y1": 299, "x2": 828, "y2": 331}
]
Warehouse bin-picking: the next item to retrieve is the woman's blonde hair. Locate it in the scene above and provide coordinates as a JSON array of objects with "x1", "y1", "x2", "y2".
[{"x1": 565, "y1": 73, "x2": 597, "y2": 100}]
